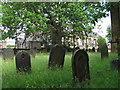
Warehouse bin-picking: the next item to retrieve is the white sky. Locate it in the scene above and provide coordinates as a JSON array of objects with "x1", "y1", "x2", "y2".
[{"x1": 92, "y1": 12, "x2": 111, "y2": 38}]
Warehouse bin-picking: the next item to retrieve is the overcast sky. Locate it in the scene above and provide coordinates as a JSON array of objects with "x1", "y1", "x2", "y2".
[{"x1": 92, "y1": 12, "x2": 111, "y2": 38}]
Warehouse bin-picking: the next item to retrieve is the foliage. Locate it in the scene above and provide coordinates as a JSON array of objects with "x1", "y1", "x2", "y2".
[
  {"x1": 1, "y1": 52, "x2": 118, "y2": 88},
  {"x1": 106, "y1": 25, "x2": 112, "y2": 41},
  {"x1": 97, "y1": 36, "x2": 106, "y2": 46},
  {"x1": 1, "y1": 2, "x2": 109, "y2": 45}
]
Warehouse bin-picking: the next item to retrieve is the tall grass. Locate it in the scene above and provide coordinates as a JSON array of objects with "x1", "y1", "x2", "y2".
[{"x1": 1, "y1": 52, "x2": 119, "y2": 88}]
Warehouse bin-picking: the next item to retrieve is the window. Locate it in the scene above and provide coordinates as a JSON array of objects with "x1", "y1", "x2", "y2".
[{"x1": 88, "y1": 38, "x2": 91, "y2": 46}]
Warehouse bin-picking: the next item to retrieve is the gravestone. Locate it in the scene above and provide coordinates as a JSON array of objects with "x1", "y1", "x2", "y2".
[
  {"x1": 2, "y1": 48, "x2": 14, "y2": 60},
  {"x1": 15, "y1": 50, "x2": 31, "y2": 72},
  {"x1": 86, "y1": 49, "x2": 88, "y2": 52},
  {"x1": 92, "y1": 47, "x2": 95, "y2": 52},
  {"x1": 100, "y1": 43, "x2": 108, "y2": 59},
  {"x1": 110, "y1": 60, "x2": 120, "y2": 71},
  {"x1": 97, "y1": 48, "x2": 100, "y2": 52},
  {"x1": 73, "y1": 47, "x2": 80, "y2": 52},
  {"x1": 88, "y1": 49, "x2": 91, "y2": 52},
  {"x1": 72, "y1": 49, "x2": 90, "y2": 83},
  {"x1": 29, "y1": 48, "x2": 36, "y2": 58},
  {"x1": 48, "y1": 44, "x2": 65, "y2": 68}
]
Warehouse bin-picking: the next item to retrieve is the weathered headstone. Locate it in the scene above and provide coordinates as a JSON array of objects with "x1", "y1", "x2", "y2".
[
  {"x1": 29, "y1": 48, "x2": 36, "y2": 58},
  {"x1": 15, "y1": 50, "x2": 31, "y2": 72},
  {"x1": 100, "y1": 43, "x2": 108, "y2": 59},
  {"x1": 86, "y1": 49, "x2": 88, "y2": 52},
  {"x1": 72, "y1": 49, "x2": 90, "y2": 83},
  {"x1": 74, "y1": 47, "x2": 80, "y2": 52},
  {"x1": 97, "y1": 48, "x2": 100, "y2": 52},
  {"x1": 2, "y1": 48, "x2": 14, "y2": 60},
  {"x1": 88, "y1": 49, "x2": 91, "y2": 52},
  {"x1": 48, "y1": 44, "x2": 65, "y2": 68},
  {"x1": 110, "y1": 60, "x2": 120, "y2": 71},
  {"x1": 92, "y1": 47, "x2": 95, "y2": 52}
]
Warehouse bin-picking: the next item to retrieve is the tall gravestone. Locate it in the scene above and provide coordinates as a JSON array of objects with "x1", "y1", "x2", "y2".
[
  {"x1": 72, "y1": 49, "x2": 90, "y2": 83},
  {"x1": 15, "y1": 50, "x2": 31, "y2": 72},
  {"x1": 2, "y1": 48, "x2": 14, "y2": 60},
  {"x1": 100, "y1": 43, "x2": 108, "y2": 59},
  {"x1": 48, "y1": 44, "x2": 65, "y2": 68}
]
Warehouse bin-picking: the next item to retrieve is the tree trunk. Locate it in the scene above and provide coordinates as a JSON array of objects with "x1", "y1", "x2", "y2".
[
  {"x1": 110, "y1": 2, "x2": 120, "y2": 53},
  {"x1": 48, "y1": 24, "x2": 62, "y2": 46}
]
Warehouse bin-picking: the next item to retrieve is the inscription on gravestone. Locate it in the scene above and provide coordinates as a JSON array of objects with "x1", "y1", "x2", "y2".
[
  {"x1": 48, "y1": 44, "x2": 65, "y2": 68},
  {"x1": 72, "y1": 50, "x2": 90, "y2": 83},
  {"x1": 100, "y1": 43, "x2": 108, "y2": 59},
  {"x1": 2, "y1": 48, "x2": 14, "y2": 60},
  {"x1": 15, "y1": 50, "x2": 31, "y2": 72}
]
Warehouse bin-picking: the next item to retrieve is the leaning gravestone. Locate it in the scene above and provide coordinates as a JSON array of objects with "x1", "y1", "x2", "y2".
[
  {"x1": 100, "y1": 43, "x2": 108, "y2": 59},
  {"x1": 29, "y1": 48, "x2": 36, "y2": 58},
  {"x1": 15, "y1": 50, "x2": 31, "y2": 72},
  {"x1": 48, "y1": 44, "x2": 65, "y2": 68},
  {"x1": 72, "y1": 49, "x2": 90, "y2": 83},
  {"x1": 2, "y1": 48, "x2": 14, "y2": 60}
]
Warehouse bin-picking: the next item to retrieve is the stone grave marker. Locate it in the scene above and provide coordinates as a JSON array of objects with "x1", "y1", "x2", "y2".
[
  {"x1": 15, "y1": 50, "x2": 31, "y2": 72},
  {"x1": 2, "y1": 48, "x2": 14, "y2": 60},
  {"x1": 92, "y1": 47, "x2": 95, "y2": 52},
  {"x1": 48, "y1": 44, "x2": 65, "y2": 68},
  {"x1": 29, "y1": 48, "x2": 36, "y2": 58},
  {"x1": 72, "y1": 49, "x2": 90, "y2": 83},
  {"x1": 73, "y1": 47, "x2": 80, "y2": 52},
  {"x1": 97, "y1": 48, "x2": 100, "y2": 52},
  {"x1": 88, "y1": 49, "x2": 91, "y2": 52},
  {"x1": 100, "y1": 43, "x2": 108, "y2": 59},
  {"x1": 110, "y1": 60, "x2": 120, "y2": 71}
]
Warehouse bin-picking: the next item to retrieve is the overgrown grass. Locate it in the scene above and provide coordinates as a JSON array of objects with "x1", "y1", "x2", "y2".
[{"x1": 1, "y1": 52, "x2": 119, "y2": 88}]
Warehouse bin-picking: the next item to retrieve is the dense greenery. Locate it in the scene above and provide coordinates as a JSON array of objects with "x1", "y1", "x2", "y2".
[
  {"x1": 97, "y1": 36, "x2": 106, "y2": 47},
  {"x1": 1, "y1": 52, "x2": 118, "y2": 88},
  {"x1": 1, "y1": 2, "x2": 109, "y2": 46}
]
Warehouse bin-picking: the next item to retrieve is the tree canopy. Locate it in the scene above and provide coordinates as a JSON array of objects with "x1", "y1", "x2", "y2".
[
  {"x1": 97, "y1": 36, "x2": 106, "y2": 47},
  {"x1": 1, "y1": 2, "x2": 109, "y2": 46}
]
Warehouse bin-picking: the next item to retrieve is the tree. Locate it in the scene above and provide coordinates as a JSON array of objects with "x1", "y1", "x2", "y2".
[
  {"x1": 109, "y1": 2, "x2": 120, "y2": 59},
  {"x1": 97, "y1": 36, "x2": 106, "y2": 47},
  {"x1": 2, "y1": 2, "x2": 109, "y2": 47},
  {"x1": 108, "y1": 2, "x2": 120, "y2": 53}
]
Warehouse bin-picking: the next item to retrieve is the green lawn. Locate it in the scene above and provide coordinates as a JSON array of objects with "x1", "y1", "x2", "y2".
[{"x1": 1, "y1": 52, "x2": 119, "y2": 88}]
